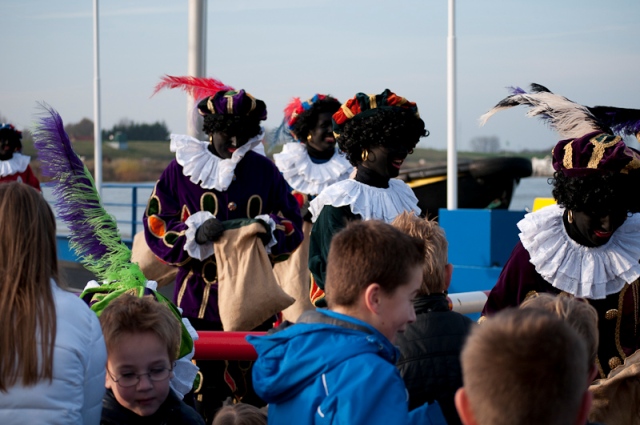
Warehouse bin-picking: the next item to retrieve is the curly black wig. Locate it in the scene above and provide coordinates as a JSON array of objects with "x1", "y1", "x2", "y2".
[
  {"x1": 338, "y1": 108, "x2": 428, "y2": 166},
  {"x1": 551, "y1": 170, "x2": 640, "y2": 215},
  {"x1": 201, "y1": 114, "x2": 262, "y2": 140},
  {"x1": 0, "y1": 126, "x2": 23, "y2": 152},
  {"x1": 290, "y1": 97, "x2": 341, "y2": 141}
]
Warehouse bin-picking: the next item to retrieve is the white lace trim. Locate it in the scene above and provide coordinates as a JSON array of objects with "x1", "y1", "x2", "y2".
[
  {"x1": 0, "y1": 153, "x2": 30, "y2": 177},
  {"x1": 273, "y1": 142, "x2": 353, "y2": 196},
  {"x1": 309, "y1": 179, "x2": 421, "y2": 223},
  {"x1": 184, "y1": 211, "x2": 216, "y2": 261},
  {"x1": 519, "y1": 204, "x2": 640, "y2": 299},
  {"x1": 170, "y1": 129, "x2": 265, "y2": 191}
]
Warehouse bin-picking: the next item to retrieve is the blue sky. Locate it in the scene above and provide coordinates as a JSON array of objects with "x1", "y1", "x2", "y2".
[{"x1": 2, "y1": 0, "x2": 639, "y2": 151}]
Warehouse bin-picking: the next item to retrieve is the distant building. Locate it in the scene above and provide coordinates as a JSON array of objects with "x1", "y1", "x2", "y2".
[
  {"x1": 107, "y1": 131, "x2": 128, "y2": 150},
  {"x1": 531, "y1": 156, "x2": 554, "y2": 176}
]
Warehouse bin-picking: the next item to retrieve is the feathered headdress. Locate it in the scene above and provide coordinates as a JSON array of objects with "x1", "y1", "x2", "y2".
[
  {"x1": 480, "y1": 84, "x2": 640, "y2": 176},
  {"x1": 264, "y1": 94, "x2": 340, "y2": 151},
  {"x1": 32, "y1": 104, "x2": 194, "y2": 360},
  {"x1": 479, "y1": 83, "x2": 640, "y2": 141},
  {"x1": 152, "y1": 75, "x2": 234, "y2": 103}
]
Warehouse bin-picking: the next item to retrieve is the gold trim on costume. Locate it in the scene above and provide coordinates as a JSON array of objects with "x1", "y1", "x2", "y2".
[
  {"x1": 145, "y1": 182, "x2": 162, "y2": 216},
  {"x1": 176, "y1": 271, "x2": 193, "y2": 307},
  {"x1": 226, "y1": 93, "x2": 234, "y2": 115},
  {"x1": 369, "y1": 94, "x2": 377, "y2": 110},
  {"x1": 246, "y1": 194, "x2": 263, "y2": 218},
  {"x1": 615, "y1": 284, "x2": 629, "y2": 360},
  {"x1": 562, "y1": 143, "x2": 574, "y2": 170},
  {"x1": 199, "y1": 281, "x2": 214, "y2": 319},
  {"x1": 587, "y1": 135, "x2": 621, "y2": 169},
  {"x1": 207, "y1": 97, "x2": 216, "y2": 114},
  {"x1": 162, "y1": 230, "x2": 185, "y2": 249},
  {"x1": 595, "y1": 358, "x2": 606, "y2": 379},
  {"x1": 246, "y1": 93, "x2": 257, "y2": 113},
  {"x1": 341, "y1": 104, "x2": 355, "y2": 119},
  {"x1": 201, "y1": 192, "x2": 219, "y2": 217}
]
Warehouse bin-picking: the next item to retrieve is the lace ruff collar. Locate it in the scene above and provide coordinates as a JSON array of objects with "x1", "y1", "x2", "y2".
[
  {"x1": 519, "y1": 204, "x2": 640, "y2": 299},
  {"x1": 309, "y1": 178, "x2": 421, "y2": 223},
  {"x1": 0, "y1": 153, "x2": 30, "y2": 177},
  {"x1": 273, "y1": 142, "x2": 353, "y2": 196},
  {"x1": 169, "y1": 130, "x2": 264, "y2": 191}
]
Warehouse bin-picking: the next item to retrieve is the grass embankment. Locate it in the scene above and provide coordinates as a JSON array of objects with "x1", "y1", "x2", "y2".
[{"x1": 22, "y1": 140, "x2": 544, "y2": 183}]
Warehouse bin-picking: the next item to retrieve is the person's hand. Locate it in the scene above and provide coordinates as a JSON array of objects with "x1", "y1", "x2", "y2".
[
  {"x1": 195, "y1": 217, "x2": 224, "y2": 244},
  {"x1": 256, "y1": 219, "x2": 272, "y2": 246}
]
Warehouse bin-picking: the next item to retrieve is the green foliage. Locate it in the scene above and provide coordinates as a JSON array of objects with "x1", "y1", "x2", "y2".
[{"x1": 102, "y1": 120, "x2": 169, "y2": 142}]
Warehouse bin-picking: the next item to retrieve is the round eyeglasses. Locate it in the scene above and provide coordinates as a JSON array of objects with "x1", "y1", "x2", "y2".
[{"x1": 107, "y1": 367, "x2": 173, "y2": 388}]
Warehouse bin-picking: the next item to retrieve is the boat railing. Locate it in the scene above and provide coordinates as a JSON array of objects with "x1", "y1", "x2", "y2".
[{"x1": 44, "y1": 181, "x2": 155, "y2": 243}]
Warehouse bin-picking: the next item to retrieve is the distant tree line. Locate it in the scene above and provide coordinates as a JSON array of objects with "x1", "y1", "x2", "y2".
[
  {"x1": 101, "y1": 118, "x2": 169, "y2": 142},
  {"x1": 57, "y1": 117, "x2": 170, "y2": 142}
]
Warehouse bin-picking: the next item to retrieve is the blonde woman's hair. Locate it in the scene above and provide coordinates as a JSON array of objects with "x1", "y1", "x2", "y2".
[
  {"x1": 391, "y1": 211, "x2": 448, "y2": 295},
  {"x1": 0, "y1": 183, "x2": 60, "y2": 392}
]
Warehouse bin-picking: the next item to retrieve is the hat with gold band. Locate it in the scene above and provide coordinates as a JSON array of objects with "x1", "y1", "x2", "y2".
[
  {"x1": 332, "y1": 89, "x2": 419, "y2": 138},
  {"x1": 197, "y1": 89, "x2": 267, "y2": 121}
]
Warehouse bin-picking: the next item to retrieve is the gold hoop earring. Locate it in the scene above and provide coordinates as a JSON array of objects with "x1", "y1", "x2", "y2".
[
  {"x1": 307, "y1": 134, "x2": 312, "y2": 143},
  {"x1": 209, "y1": 134, "x2": 213, "y2": 144},
  {"x1": 361, "y1": 149, "x2": 369, "y2": 162},
  {"x1": 568, "y1": 210, "x2": 574, "y2": 224}
]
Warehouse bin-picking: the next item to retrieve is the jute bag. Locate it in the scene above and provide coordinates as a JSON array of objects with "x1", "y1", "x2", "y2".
[
  {"x1": 130, "y1": 231, "x2": 178, "y2": 288},
  {"x1": 273, "y1": 220, "x2": 315, "y2": 322},
  {"x1": 214, "y1": 222, "x2": 295, "y2": 331},
  {"x1": 589, "y1": 349, "x2": 640, "y2": 425}
]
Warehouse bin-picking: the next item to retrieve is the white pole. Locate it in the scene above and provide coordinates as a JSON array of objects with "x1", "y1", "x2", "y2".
[
  {"x1": 446, "y1": 0, "x2": 457, "y2": 210},
  {"x1": 187, "y1": 0, "x2": 207, "y2": 137},
  {"x1": 93, "y1": 0, "x2": 102, "y2": 195}
]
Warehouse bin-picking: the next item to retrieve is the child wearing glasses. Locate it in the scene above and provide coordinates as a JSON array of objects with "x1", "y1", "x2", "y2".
[{"x1": 98, "y1": 294, "x2": 205, "y2": 425}]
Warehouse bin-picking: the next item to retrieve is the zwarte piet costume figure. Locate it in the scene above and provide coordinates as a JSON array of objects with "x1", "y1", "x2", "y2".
[
  {"x1": 144, "y1": 76, "x2": 303, "y2": 421},
  {"x1": 272, "y1": 94, "x2": 352, "y2": 321},
  {"x1": 0, "y1": 123, "x2": 40, "y2": 191},
  {"x1": 308, "y1": 89, "x2": 428, "y2": 306},
  {"x1": 480, "y1": 83, "x2": 640, "y2": 378}
]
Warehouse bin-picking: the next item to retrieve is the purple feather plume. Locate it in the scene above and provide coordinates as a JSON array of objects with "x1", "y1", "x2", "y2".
[{"x1": 33, "y1": 104, "x2": 129, "y2": 276}]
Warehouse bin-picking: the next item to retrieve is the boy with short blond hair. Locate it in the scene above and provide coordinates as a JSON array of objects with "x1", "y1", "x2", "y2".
[
  {"x1": 248, "y1": 220, "x2": 446, "y2": 424},
  {"x1": 392, "y1": 212, "x2": 473, "y2": 425},
  {"x1": 521, "y1": 293, "x2": 599, "y2": 375},
  {"x1": 455, "y1": 308, "x2": 593, "y2": 425},
  {"x1": 99, "y1": 294, "x2": 204, "y2": 424}
]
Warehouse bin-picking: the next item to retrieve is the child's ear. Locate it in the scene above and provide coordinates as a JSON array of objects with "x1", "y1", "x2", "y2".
[
  {"x1": 444, "y1": 263, "x2": 453, "y2": 291},
  {"x1": 363, "y1": 283, "x2": 382, "y2": 315},
  {"x1": 454, "y1": 388, "x2": 478, "y2": 425}
]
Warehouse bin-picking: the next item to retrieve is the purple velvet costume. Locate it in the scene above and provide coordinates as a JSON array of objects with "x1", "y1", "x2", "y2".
[
  {"x1": 143, "y1": 151, "x2": 303, "y2": 325},
  {"x1": 483, "y1": 241, "x2": 640, "y2": 377}
]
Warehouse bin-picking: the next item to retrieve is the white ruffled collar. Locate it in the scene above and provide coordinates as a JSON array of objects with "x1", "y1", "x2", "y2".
[
  {"x1": 273, "y1": 142, "x2": 353, "y2": 196},
  {"x1": 519, "y1": 204, "x2": 640, "y2": 299},
  {"x1": 0, "y1": 153, "x2": 30, "y2": 177},
  {"x1": 309, "y1": 178, "x2": 421, "y2": 223},
  {"x1": 170, "y1": 129, "x2": 265, "y2": 191}
]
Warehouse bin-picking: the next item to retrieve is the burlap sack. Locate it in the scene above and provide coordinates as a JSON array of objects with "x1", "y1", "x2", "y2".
[
  {"x1": 273, "y1": 220, "x2": 315, "y2": 322},
  {"x1": 589, "y1": 349, "x2": 640, "y2": 425},
  {"x1": 214, "y1": 222, "x2": 295, "y2": 331},
  {"x1": 130, "y1": 231, "x2": 178, "y2": 288}
]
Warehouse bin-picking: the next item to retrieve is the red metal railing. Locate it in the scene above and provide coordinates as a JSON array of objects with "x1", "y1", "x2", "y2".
[{"x1": 192, "y1": 290, "x2": 491, "y2": 361}]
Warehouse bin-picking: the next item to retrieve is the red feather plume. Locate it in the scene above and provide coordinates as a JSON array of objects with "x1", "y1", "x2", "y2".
[
  {"x1": 151, "y1": 75, "x2": 234, "y2": 102},
  {"x1": 284, "y1": 97, "x2": 303, "y2": 127}
]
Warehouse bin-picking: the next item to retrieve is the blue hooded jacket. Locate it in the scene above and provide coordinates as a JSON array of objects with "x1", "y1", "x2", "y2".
[{"x1": 247, "y1": 309, "x2": 447, "y2": 424}]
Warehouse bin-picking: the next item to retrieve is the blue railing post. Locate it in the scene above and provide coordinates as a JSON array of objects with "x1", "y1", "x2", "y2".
[{"x1": 131, "y1": 187, "x2": 138, "y2": 236}]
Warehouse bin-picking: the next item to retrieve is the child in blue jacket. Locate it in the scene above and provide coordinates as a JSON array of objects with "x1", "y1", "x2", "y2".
[{"x1": 248, "y1": 220, "x2": 446, "y2": 424}]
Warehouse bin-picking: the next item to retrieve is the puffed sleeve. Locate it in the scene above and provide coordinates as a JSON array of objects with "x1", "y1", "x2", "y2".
[{"x1": 143, "y1": 162, "x2": 194, "y2": 266}]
